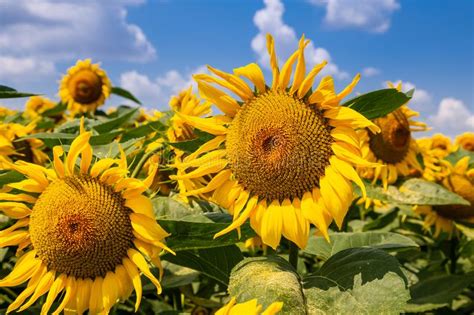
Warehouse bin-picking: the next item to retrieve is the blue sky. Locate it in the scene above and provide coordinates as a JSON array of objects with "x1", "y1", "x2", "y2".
[{"x1": 0, "y1": 0, "x2": 472, "y2": 136}]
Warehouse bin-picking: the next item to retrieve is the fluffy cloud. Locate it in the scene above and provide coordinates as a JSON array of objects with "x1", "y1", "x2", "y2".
[
  {"x1": 0, "y1": 56, "x2": 56, "y2": 81},
  {"x1": 310, "y1": 0, "x2": 400, "y2": 33},
  {"x1": 362, "y1": 67, "x2": 380, "y2": 77},
  {"x1": 119, "y1": 66, "x2": 207, "y2": 108},
  {"x1": 252, "y1": 0, "x2": 349, "y2": 80},
  {"x1": 0, "y1": 0, "x2": 155, "y2": 81},
  {"x1": 429, "y1": 98, "x2": 474, "y2": 136}
]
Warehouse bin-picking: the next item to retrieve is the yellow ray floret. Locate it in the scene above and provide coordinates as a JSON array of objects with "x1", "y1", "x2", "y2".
[
  {"x1": 171, "y1": 34, "x2": 379, "y2": 249},
  {"x1": 216, "y1": 297, "x2": 283, "y2": 315},
  {"x1": 0, "y1": 118, "x2": 172, "y2": 314}
]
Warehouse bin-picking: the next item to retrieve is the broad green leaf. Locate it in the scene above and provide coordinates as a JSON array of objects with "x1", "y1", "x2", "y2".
[
  {"x1": 111, "y1": 86, "x2": 142, "y2": 104},
  {"x1": 0, "y1": 85, "x2": 38, "y2": 99},
  {"x1": 158, "y1": 213, "x2": 255, "y2": 251},
  {"x1": 305, "y1": 272, "x2": 410, "y2": 315},
  {"x1": 92, "y1": 138, "x2": 140, "y2": 159},
  {"x1": 446, "y1": 149, "x2": 474, "y2": 168},
  {"x1": 20, "y1": 130, "x2": 122, "y2": 147},
  {"x1": 304, "y1": 247, "x2": 406, "y2": 290},
  {"x1": 354, "y1": 178, "x2": 470, "y2": 206},
  {"x1": 404, "y1": 303, "x2": 448, "y2": 313},
  {"x1": 169, "y1": 130, "x2": 215, "y2": 153},
  {"x1": 162, "y1": 245, "x2": 243, "y2": 287},
  {"x1": 160, "y1": 262, "x2": 199, "y2": 289},
  {"x1": 409, "y1": 273, "x2": 474, "y2": 305},
  {"x1": 121, "y1": 120, "x2": 165, "y2": 142},
  {"x1": 303, "y1": 231, "x2": 418, "y2": 260},
  {"x1": 228, "y1": 256, "x2": 306, "y2": 314},
  {"x1": 92, "y1": 107, "x2": 138, "y2": 133},
  {"x1": 152, "y1": 196, "x2": 203, "y2": 220},
  {"x1": 342, "y1": 88, "x2": 412, "y2": 120},
  {"x1": 2, "y1": 112, "x2": 22, "y2": 123},
  {"x1": 41, "y1": 103, "x2": 67, "y2": 117},
  {"x1": 455, "y1": 222, "x2": 474, "y2": 239},
  {"x1": 0, "y1": 171, "x2": 26, "y2": 187}
]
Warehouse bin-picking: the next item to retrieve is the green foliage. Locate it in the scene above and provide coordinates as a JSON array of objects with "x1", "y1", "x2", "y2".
[
  {"x1": 111, "y1": 86, "x2": 142, "y2": 105},
  {"x1": 342, "y1": 88, "x2": 413, "y2": 120},
  {"x1": 0, "y1": 85, "x2": 37, "y2": 99},
  {"x1": 305, "y1": 272, "x2": 410, "y2": 315}
]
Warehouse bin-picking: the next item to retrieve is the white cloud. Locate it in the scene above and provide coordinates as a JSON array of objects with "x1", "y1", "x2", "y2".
[
  {"x1": 252, "y1": 0, "x2": 349, "y2": 80},
  {"x1": 0, "y1": 0, "x2": 155, "y2": 81},
  {"x1": 384, "y1": 80, "x2": 432, "y2": 112},
  {"x1": 362, "y1": 67, "x2": 380, "y2": 77},
  {"x1": 0, "y1": 56, "x2": 56, "y2": 81},
  {"x1": 429, "y1": 98, "x2": 474, "y2": 136},
  {"x1": 310, "y1": 0, "x2": 400, "y2": 33},
  {"x1": 119, "y1": 66, "x2": 208, "y2": 108}
]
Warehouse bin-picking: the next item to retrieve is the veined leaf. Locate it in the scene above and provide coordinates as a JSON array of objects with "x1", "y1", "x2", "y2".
[
  {"x1": 342, "y1": 88, "x2": 412, "y2": 120},
  {"x1": 92, "y1": 107, "x2": 138, "y2": 133},
  {"x1": 111, "y1": 86, "x2": 142, "y2": 105},
  {"x1": 121, "y1": 120, "x2": 165, "y2": 142}
]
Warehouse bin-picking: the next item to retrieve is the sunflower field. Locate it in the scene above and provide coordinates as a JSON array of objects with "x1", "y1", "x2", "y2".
[{"x1": 0, "y1": 34, "x2": 473, "y2": 315}]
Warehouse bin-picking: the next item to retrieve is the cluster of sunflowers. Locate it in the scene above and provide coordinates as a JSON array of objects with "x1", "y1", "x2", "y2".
[{"x1": 0, "y1": 34, "x2": 473, "y2": 314}]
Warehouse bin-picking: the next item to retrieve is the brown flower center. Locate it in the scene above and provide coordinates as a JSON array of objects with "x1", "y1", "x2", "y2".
[
  {"x1": 226, "y1": 90, "x2": 333, "y2": 201},
  {"x1": 369, "y1": 109, "x2": 411, "y2": 164},
  {"x1": 68, "y1": 69, "x2": 103, "y2": 104},
  {"x1": 29, "y1": 175, "x2": 133, "y2": 278},
  {"x1": 434, "y1": 174, "x2": 474, "y2": 220}
]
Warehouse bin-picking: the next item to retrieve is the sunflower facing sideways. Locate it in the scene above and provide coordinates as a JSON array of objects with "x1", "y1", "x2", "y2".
[
  {"x1": 0, "y1": 118, "x2": 172, "y2": 314},
  {"x1": 172, "y1": 34, "x2": 380, "y2": 249},
  {"x1": 59, "y1": 59, "x2": 112, "y2": 115},
  {"x1": 358, "y1": 82, "x2": 428, "y2": 189},
  {"x1": 416, "y1": 156, "x2": 474, "y2": 237}
]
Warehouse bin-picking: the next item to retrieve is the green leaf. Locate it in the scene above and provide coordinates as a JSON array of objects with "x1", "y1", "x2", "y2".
[
  {"x1": 342, "y1": 88, "x2": 412, "y2": 120},
  {"x1": 20, "y1": 130, "x2": 122, "y2": 147},
  {"x1": 0, "y1": 171, "x2": 25, "y2": 187},
  {"x1": 169, "y1": 130, "x2": 215, "y2": 153},
  {"x1": 121, "y1": 121, "x2": 165, "y2": 142},
  {"x1": 362, "y1": 207, "x2": 399, "y2": 231},
  {"x1": 162, "y1": 245, "x2": 243, "y2": 287},
  {"x1": 228, "y1": 256, "x2": 306, "y2": 314},
  {"x1": 305, "y1": 272, "x2": 410, "y2": 315},
  {"x1": 158, "y1": 213, "x2": 256, "y2": 251},
  {"x1": 446, "y1": 149, "x2": 474, "y2": 168},
  {"x1": 152, "y1": 196, "x2": 203, "y2": 220},
  {"x1": 92, "y1": 138, "x2": 141, "y2": 159},
  {"x1": 304, "y1": 247, "x2": 406, "y2": 290},
  {"x1": 303, "y1": 231, "x2": 419, "y2": 261},
  {"x1": 0, "y1": 85, "x2": 38, "y2": 99},
  {"x1": 354, "y1": 178, "x2": 470, "y2": 206},
  {"x1": 160, "y1": 262, "x2": 199, "y2": 289},
  {"x1": 92, "y1": 107, "x2": 138, "y2": 133},
  {"x1": 111, "y1": 86, "x2": 142, "y2": 105},
  {"x1": 41, "y1": 103, "x2": 67, "y2": 117},
  {"x1": 409, "y1": 273, "x2": 474, "y2": 305}
]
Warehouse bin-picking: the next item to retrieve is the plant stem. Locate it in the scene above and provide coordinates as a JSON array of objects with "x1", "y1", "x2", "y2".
[
  {"x1": 289, "y1": 241, "x2": 299, "y2": 270},
  {"x1": 449, "y1": 237, "x2": 458, "y2": 274},
  {"x1": 131, "y1": 149, "x2": 160, "y2": 178}
]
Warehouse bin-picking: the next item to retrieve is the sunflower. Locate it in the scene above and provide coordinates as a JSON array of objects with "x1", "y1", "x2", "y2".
[
  {"x1": 358, "y1": 82, "x2": 428, "y2": 189},
  {"x1": 0, "y1": 106, "x2": 16, "y2": 117},
  {"x1": 59, "y1": 59, "x2": 112, "y2": 115},
  {"x1": 415, "y1": 156, "x2": 474, "y2": 236},
  {"x1": 455, "y1": 132, "x2": 474, "y2": 152},
  {"x1": 0, "y1": 118, "x2": 172, "y2": 314},
  {"x1": 167, "y1": 87, "x2": 212, "y2": 143},
  {"x1": 216, "y1": 297, "x2": 283, "y2": 315},
  {"x1": 171, "y1": 34, "x2": 379, "y2": 249},
  {"x1": 0, "y1": 122, "x2": 48, "y2": 168},
  {"x1": 418, "y1": 134, "x2": 452, "y2": 182},
  {"x1": 23, "y1": 96, "x2": 56, "y2": 119}
]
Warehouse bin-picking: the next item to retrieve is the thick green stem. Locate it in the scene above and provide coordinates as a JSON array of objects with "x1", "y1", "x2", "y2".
[{"x1": 289, "y1": 241, "x2": 299, "y2": 270}]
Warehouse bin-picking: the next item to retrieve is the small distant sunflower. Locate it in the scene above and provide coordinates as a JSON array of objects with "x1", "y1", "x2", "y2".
[
  {"x1": 455, "y1": 132, "x2": 474, "y2": 152},
  {"x1": 0, "y1": 106, "x2": 16, "y2": 117},
  {"x1": 59, "y1": 59, "x2": 112, "y2": 115},
  {"x1": 358, "y1": 82, "x2": 428, "y2": 189},
  {"x1": 167, "y1": 87, "x2": 212, "y2": 142},
  {"x1": 0, "y1": 122, "x2": 48, "y2": 168},
  {"x1": 216, "y1": 297, "x2": 283, "y2": 315},
  {"x1": 418, "y1": 134, "x2": 453, "y2": 182},
  {"x1": 415, "y1": 156, "x2": 474, "y2": 236},
  {"x1": 23, "y1": 96, "x2": 56, "y2": 119},
  {"x1": 172, "y1": 34, "x2": 379, "y2": 249},
  {"x1": 0, "y1": 119, "x2": 172, "y2": 314}
]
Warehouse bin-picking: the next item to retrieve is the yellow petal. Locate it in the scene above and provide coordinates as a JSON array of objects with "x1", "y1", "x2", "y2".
[
  {"x1": 125, "y1": 195, "x2": 154, "y2": 218},
  {"x1": 90, "y1": 158, "x2": 116, "y2": 178},
  {"x1": 266, "y1": 34, "x2": 280, "y2": 90},
  {"x1": 197, "y1": 80, "x2": 240, "y2": 117},
  {"x1": 18, "y1": 270, "x2": 55, "y2": 311},
  {"x1": 181, "y1": 169, "x2": 232, "y2": 197},
  {"x1": 41, "y1": 274, "x2": 67, "y2": 315},
  {"x1": 7, "y1": 264, "x2": 46, "y2": 313},
  {"x1": 88, "y1": 277, "x2": 103, "y2": 315},
  {"x1": 214, "y1": 195, "x2": 258, "y2": 238},
  {"x1": 330, "y1": 156, "x2": 366, "y2": 199},
  {"x1": 0, "y1": 251, "x2": 39, "y2": 287},
  {"x1": 102, "y1": 271, "x2": 119, "y2": 313},
  {"x1": 289, "y1": 35, "x2": 307, "y2": 94},
  {"x1": 207, "y1": 65, "x2": 254, "y2": 101},
  {"x1": 52, "y1": 276, "x2": 76, "y2": 315},
  {"x1": 0, "y1": 230, "x2": 29, "y2": 247},
  {"x1": 234, "y1": 63, "x2": 266, "y2": 93},
  {"x1": 8, "y1": 179, "x2": 45, "y2": 194},
  {"x1": 122, "y1": 257, "x2": 142, "y2": 312},
  {"x1": 128, "y1": 248, "x2": 162, "y2": 295},
  {"x1": 261, "y1": 200, "x2": 283, "y2": 249},
  {"x1": 175, "y1": 112, "x2": 227, "y2": 135},
  {"x1": 76, "y1": 278, "x2": 92, "y2": 315},
  {"x1": 65, "y1": 132, "x2": 92, "y2": 175},
  {"x1": 298, "y1": 61, "x2": 328, "y2": 99},
  {"x1": 279, "y1": 49, "x2": 299, "y2": 90},
  {"x1": 308, "y1": 76, "x2": 336, "y2": 104},
  {"x1": 131, "y1": 212, "x2": 170, "y2": 241}
]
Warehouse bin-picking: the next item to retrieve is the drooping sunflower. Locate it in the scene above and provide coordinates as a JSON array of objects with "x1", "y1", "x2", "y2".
[
  {"x1": 455, "y1": 132, "x2": 474, "y2": 152},
  {"x1": 358, "y1": 82, "x2": 428, "y2": 189},
  {"x1": 216, "y1": 297, "x2": 283, "y2": 315},
  {"x1": 172, "y1": 34, "x2": 379, "y2": 249},
  {"x1": 415, "y1": 156, "x2": 474, "y2": 236},
  {"x1": 167, "y1": 86, "x2": 212, "y2": 143},
  {"x1": 0, "y1": 119, "x2": 172, "y2": 314},
  {"x1": 59, "y1": 59, "x2": 112, "y2": 115},
  {"x1": 23, "y1": 96, "x2": 56, "y2": 119},
  {"x1": 0, "y1": 122, "x2": 48, "y2": 168},
  {"x1": 418, "y1": 134, "x2": 452, "y2": 182}
]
